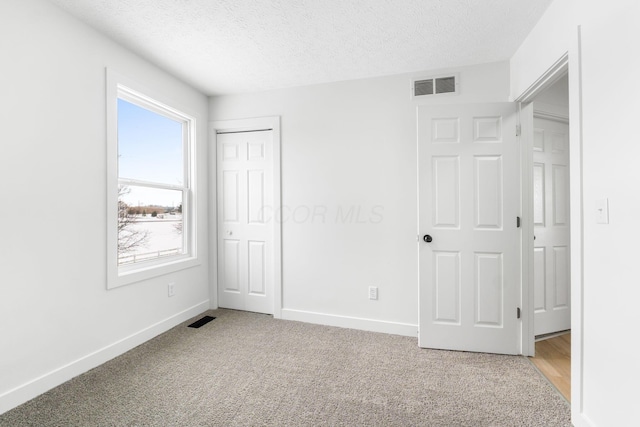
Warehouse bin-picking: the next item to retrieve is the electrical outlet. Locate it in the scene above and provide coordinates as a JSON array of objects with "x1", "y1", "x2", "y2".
[
  {"x1": 368, "y1": 286, "x2": 378, "y2": 300},
  {"x1": 168, "y1": 282, "x2": 175, "y2": 297}
]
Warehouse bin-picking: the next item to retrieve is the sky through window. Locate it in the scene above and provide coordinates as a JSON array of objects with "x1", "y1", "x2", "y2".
[{"x1": 118, "y1": 98, "x2": 184, "y2": 207}]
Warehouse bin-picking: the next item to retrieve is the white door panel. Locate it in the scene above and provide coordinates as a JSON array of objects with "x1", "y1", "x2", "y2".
[
  {"x1": 418, "y1": 103, "x2": 520, "y2": 355},
  {"x1": 533, "y1": 247, "x2": 546, "y2": 311},
  {"x1": 217, "y1": 131, "x2": 274, "y2": 315},
  {"x1": 533, "y1": 117, "x2": 570, "y2": 336}
]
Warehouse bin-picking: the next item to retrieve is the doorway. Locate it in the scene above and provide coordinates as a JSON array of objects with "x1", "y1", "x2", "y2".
[
  {"x1": 525, "y1": 74, "x2": 572, "y2": 402},
  {"x1": 210, "y1": 117, "x2": 282, "y2": 317},
  {"x1": 531, "y1": 74, "x2": 571, "y2": 337}
]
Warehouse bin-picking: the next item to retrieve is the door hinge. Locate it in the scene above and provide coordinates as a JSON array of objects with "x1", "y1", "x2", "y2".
[
  {"x1": 517, "y1": 307, "x2": 521, "y2": 319},
  {"x1": 516, "y1": 216, "x2": 521, "y2": 228},
  {"x1": 516, "y1": 124, "x2": 522, "y2": 137}
]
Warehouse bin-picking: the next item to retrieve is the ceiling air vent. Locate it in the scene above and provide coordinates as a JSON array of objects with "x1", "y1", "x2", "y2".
[{"x1": 413, "y1": 74, "x2": 459, "y2": 98}]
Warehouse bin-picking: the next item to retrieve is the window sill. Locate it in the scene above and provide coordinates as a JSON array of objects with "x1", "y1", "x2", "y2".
[{"x1": 107, "y1": 255, "x2": 201, "y2": 289}]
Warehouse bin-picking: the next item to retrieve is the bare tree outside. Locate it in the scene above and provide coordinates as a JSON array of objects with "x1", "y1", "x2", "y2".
[
  {"x1": 173, "y1": 203, "x2": 183, "y2": 234},
  {"x1": 118, "y1": 186, "x2": 149, "y2": 257}
]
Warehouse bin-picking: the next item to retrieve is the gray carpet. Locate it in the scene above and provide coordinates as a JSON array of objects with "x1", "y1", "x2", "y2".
[{"x1": 0, "y1": 309, "x2": 571, "y2": 426}]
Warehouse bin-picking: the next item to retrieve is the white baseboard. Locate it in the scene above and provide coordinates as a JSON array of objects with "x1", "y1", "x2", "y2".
[
  {"x1": 0, "y1": 300, "x2": 209, "y2": 415},
  {"x1": 281, "y1": 308, "x2": 418, "y2": 337},
  {"x1": 572, "y1": 406, "x2": 596, "y2": 427}
]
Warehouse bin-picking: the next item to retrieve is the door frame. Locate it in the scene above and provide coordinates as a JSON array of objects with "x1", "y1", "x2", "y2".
[
  {"x1": 517, "y1": 32, "x2": 585, "y2": 424},
  {"x1": 208, "y1": 116, "x2": 282, "y2": 318},
  {"x1": 516, "y1": 43, "x2": 585, "y2": 421}
]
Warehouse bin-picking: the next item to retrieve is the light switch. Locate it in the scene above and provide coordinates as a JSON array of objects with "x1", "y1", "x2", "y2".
[{"x1": 595, "y1": 198, "x2": 609, "y2": 224}]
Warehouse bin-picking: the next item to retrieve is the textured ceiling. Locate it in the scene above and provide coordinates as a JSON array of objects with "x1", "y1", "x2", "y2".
[{"x1": 45, "y1": 0, "x2": 553, "y2": 95}]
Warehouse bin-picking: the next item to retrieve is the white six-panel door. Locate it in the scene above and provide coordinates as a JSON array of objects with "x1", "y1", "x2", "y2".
[
  {"x1": 217, "y1": 130, "x2": 274, "y2": 315},
  {"x1": 533, "y1": 117, "x2": 570, "y2": 336},
  {"x1": 418, "y1": 103, "x2": 520, "y2": 355}
]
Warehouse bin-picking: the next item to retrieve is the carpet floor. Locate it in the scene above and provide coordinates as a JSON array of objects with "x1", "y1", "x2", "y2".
[{"x1": 0, "y1": 309, "x2": 571, "y2": 426}]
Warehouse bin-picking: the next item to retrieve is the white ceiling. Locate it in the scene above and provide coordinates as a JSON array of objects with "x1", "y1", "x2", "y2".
[{"x1": 46, "y1": 0, "x2": 553, "y2": 96}]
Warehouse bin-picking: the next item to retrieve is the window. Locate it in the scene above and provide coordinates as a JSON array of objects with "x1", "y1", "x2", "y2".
[{"x1": 107, "y1": 70, "x2": 197, "y2": 288}]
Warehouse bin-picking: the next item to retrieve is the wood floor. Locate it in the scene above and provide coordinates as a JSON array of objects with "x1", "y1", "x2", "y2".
[{"x1": 529, "y1": 332, "x2": 571, "y2": 402}]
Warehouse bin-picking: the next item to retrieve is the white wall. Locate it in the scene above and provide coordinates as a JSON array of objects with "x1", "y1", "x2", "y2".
[
  {"x1": 0, "y1": 0, "x2": 209, "y2": 414},
  {"x1": 210, "y1": 62, "x2": 510, "y2": 335},
  {"x1": 509, "y1": 0, "x2": 573, "y2": 101},
  {"x1": 511, "y1": 1, "x2": 640, "y2": 425}
]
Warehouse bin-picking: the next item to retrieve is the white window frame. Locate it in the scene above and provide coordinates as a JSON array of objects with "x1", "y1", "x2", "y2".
[{"x1": 106, "y1": 69, "x2": 199, "y2": 289}]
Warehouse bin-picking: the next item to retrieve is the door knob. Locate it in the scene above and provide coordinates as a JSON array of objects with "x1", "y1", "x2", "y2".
[{"x1": 423, "y1": 234, "x2": 433, "y2": 243}]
